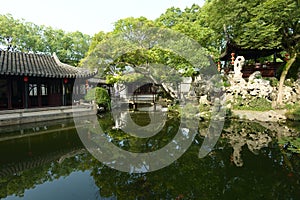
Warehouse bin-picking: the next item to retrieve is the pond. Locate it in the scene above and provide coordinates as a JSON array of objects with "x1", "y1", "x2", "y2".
[{"x1": 0, "y1": 112, "x2": 299, "y2": 199}]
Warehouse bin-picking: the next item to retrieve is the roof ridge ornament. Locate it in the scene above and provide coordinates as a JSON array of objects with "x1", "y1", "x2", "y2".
[
  {"x1": 52, "y1": 52, "x2": 73, "y2": 69},
  {"x1": 52, "y1": 52, "x2": 98, "y2": 78}
]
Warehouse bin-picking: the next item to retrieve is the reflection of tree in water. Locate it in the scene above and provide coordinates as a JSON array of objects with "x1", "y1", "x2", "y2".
[
  {"x1": 90, "y1": 143, "x2": 227, "y2": 199},
  {"x1": 1, "y1": 119, "x2": 300, "y2": 199},
  {"x1": 95, "y1": 112, "x2": 179, "y2": 153}
]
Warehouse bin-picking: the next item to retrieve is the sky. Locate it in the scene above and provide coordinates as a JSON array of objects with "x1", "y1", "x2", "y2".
[{"x1": 0, "y1": 0, "x2": 205, "y2": 36}]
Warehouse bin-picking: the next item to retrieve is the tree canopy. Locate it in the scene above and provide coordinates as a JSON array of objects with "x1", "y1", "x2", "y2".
[
  {"x1": 80, "y1": 17, "x2": 212, "y2": 86},
  {"x1": 203, "y1": 0, "x2": 299, "y2": 54},
  {"x1": 0, "y1": 14, "x2": 91, "y2": 66},
  {"x1": 155, "y1": 4, "x2": 219, "y2": 56}
]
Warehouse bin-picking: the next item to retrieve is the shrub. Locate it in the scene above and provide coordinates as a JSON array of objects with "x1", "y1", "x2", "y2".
[
  {"x1": 232, "y1": 96, "x2": 272, "y2": 111},
  {"x1": 254, "y1": 74, "x2": 262, "y2": 79},
  {"x1": 264, "y1": 77, "x2": 279, "y2": 87},
  {"x1": 85, "y1": 87, "x2": 111, "y2": 109},
  {"x1": 284, "y1": 78, "x2": 294, "y2": 87},
  {"x1": 286, "y1": 103, "x2": 300, "y2": 121},
  {"x1": 278, "y1": 137, "x2": 300, "y2": 154}
]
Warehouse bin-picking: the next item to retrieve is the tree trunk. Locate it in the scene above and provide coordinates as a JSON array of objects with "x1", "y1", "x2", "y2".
[
  {"x1": 275, "y1": 53, "x2": 297, "y2": 107},
  {"x1": 161, "y1": 83, "x2": 178, "y2": 99},
  {"x1": 149, "y1": 73, "x2": 178, "y2": 99}
]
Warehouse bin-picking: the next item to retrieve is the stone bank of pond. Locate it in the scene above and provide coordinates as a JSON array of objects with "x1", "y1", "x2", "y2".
[{"x1": 0, "y1": 113, "x2": 299, "y2": 199}]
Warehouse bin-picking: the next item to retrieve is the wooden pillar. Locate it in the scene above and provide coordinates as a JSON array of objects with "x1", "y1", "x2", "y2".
[
  {"x1": 133, "y1": 94, "x2": 137, "y2": 110},
  {"x1": 37, "y1": 79, "x2": 42, "y2": 107},
  {"x1": 62, "y1": 80, "x2": 66, "y2": 106},
  {"x1": 7, "y1": 78, "x2": 12, "y2": 109},
  {"x1": 153, "y1": 94, "x2": 156, "y2": 111},
  {"x1": 133, "y1": 103, "x2": 138, "y2": 110},
  {"x1": 24, "y1": 82, "x2": 28, "y2": 109},
  {"x1": 62, "y1": 78, "x2": 69, "y2": 106},
  {"x1": 23, "y1": 76, "x2": 29, "y2": 109}
]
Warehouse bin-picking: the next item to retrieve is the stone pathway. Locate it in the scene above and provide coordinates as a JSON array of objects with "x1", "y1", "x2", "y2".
[{"x1": 232, "y1": 109, "x2": 287, "y2": 122}]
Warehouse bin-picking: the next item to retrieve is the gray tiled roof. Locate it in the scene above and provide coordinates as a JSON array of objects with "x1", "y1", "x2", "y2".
[{"x1": 0, "y1": 50, "x2": 97, "y2": 78}]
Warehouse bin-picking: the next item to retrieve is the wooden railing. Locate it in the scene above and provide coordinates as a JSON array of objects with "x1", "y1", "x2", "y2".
[{"x1": 225, "y1": 62, "x2": 283, "y2": 78}]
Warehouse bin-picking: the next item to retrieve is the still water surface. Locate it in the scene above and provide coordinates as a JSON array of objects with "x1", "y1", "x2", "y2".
[{"x1": 0, "y1": 113, "x2": 299, "y2": 199}]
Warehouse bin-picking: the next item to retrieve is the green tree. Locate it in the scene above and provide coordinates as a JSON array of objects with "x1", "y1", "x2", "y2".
[
  {"x1": 81, "y1": 17, "x2": 212, "y2": 99},
  {"x1": 0, "y1": 14, "x2": 91, "y2": 66},
  {"x1": 79, "y1": 31, "x2": 108, "y2": 69},
  {"x1": 0, "y1": 14, "x2": 44, "y2": 52},
  {"x1": 56, "y1": 31, "x2": 91, "y2": 66},
  {"x1": 156, "y1": 4, "x2": 219, "y2": 56}
]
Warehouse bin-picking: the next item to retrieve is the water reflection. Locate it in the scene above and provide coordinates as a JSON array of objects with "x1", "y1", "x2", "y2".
[
  {"x1": 111, "y1": 110, "x2": 167, "y2": 138},
  {"x1": 223, "y1": 120, "x2": 299, "y2": 167},
  {"x1": 223, "y1": 121, "x2": 273, "y2": 167},
  {"x1": 0, "y1": 116, "x2": 299, "y2": 199},
  {"x1": 76, "y1": 111, "x2": 198, "y2": 173}
]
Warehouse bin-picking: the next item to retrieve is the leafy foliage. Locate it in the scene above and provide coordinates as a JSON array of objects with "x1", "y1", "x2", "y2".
[
  {"x1": 0, "y1": 14, "x2": 91, "y2": 66},
  {"x1": 232, "y1": 96, "x2": 272, "y2": 111},
  {"x1": 286, "y1": 103, "x2": 300, "y2": 121},
  {"x1": 80, "y1": 17, "x2": 211, "y2": 88},
  {"x1": 264, "y1": 77, "x2": 279, "y2": 87},
  {"x1": 278, "y1": 137, "x2": 300, "y2": 153},
  {"x1": 155, "y1": 5, "x2": 219, "y2": 55},
  {"x1": 85, "y1": 87, "x2": 111, "y2": 109},
  {"x1": 203, "y1": 0, "x2": 299, "y2": 53}
]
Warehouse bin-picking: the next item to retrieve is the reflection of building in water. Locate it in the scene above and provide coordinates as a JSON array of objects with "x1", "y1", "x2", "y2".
[
  {"x1": 0, "y1": 120, "x2": 84, "y2": 177},
  {"x1": 112, "y1": 110, "x2": 167, "y2": 138},
  {"x1": 0, "y1": 147, "x2": 85, "y2": 177},
  {"x1": 113, "y1": 111, "x2": 127, "y2": 130},
  {"x1": 0, "y1": 118, "x2": 75, "y2": 135}
]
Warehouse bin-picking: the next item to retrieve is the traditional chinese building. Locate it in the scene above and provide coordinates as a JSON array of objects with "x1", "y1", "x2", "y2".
[
  {"x1": 0, "y1": 50, "x2": 96, "y2": 110},
  {"x1": 220, "y1": 41, "x2": 283, "y2": 77}
]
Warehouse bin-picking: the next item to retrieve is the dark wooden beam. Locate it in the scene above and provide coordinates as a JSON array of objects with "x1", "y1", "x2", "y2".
[{"x1": 7, "y1": 78, "x2": 12, "y2": 109}]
